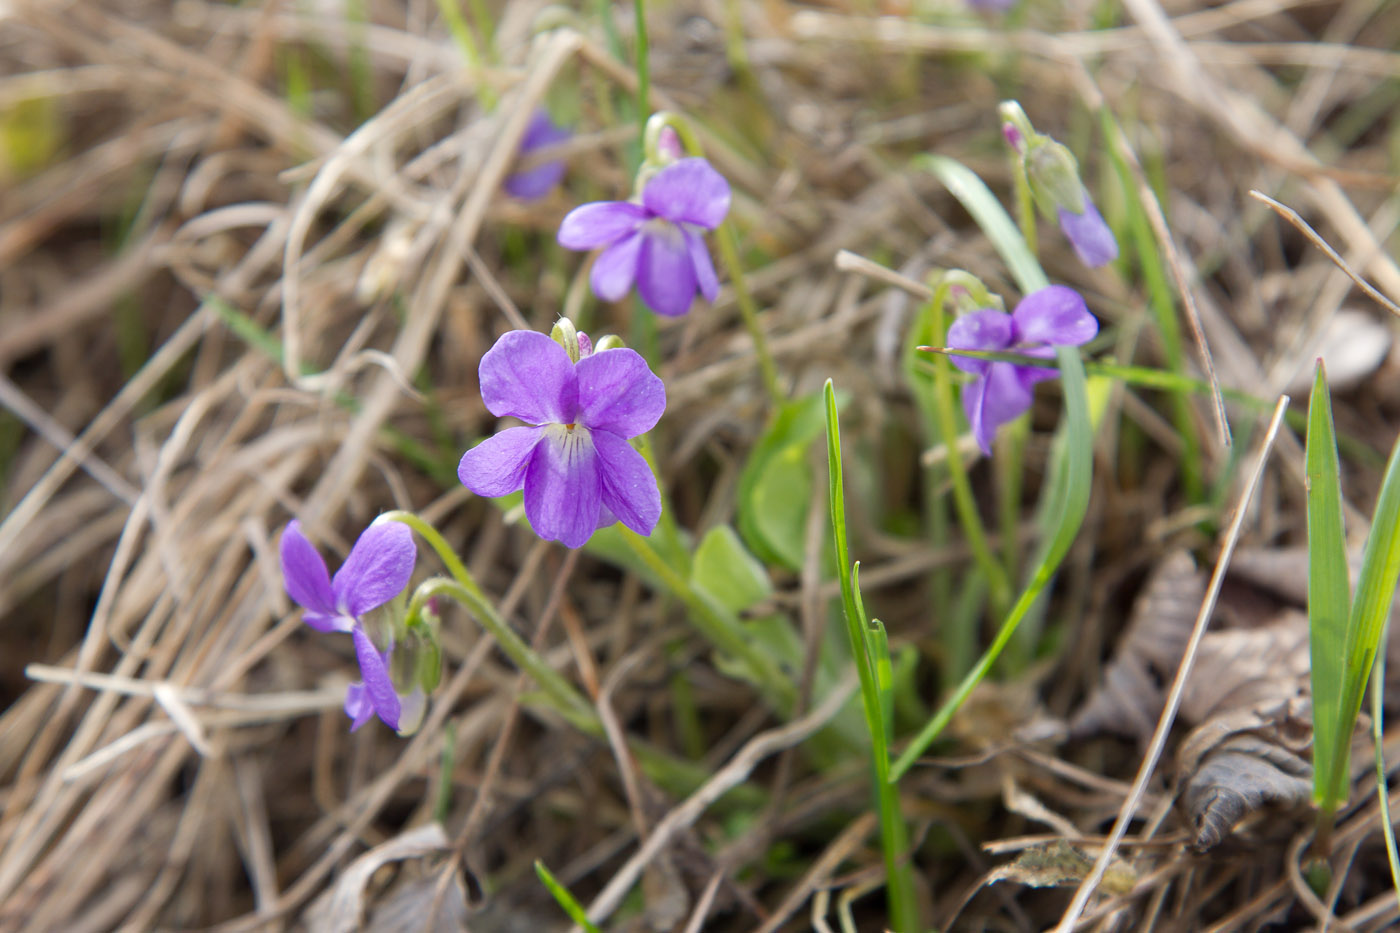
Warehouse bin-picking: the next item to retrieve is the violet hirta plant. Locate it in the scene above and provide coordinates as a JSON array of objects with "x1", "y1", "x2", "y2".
[
  {"x1": 945, "y1": 284, "x2": 1098, "y2": 453},
  {"x1": 557, "y1": 144, "x2": 730, "y2": 317},
  {"x1": 457, "y1": 318, "x2": 665, "y2": 548},
  {"x1": 280, "y1": 518, "x2": 436, "y2": 735},
  {"x1": 505, "y1": 109, "x2": 570, "y2": 200},
  {"x1": 1000, "y1": 101, "x2": 1118, "y2": 269}
]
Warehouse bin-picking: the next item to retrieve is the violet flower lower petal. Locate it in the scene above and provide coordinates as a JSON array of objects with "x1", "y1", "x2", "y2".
[
  {"x1": 558, "y1": 201, "x2": 647, "y2": 250},
  {"x1": 344, "y1": 683, "x2": 376, "y2": 731},
  {"x1": 280, "y1": 520, "x2": 338, "y2": 618},
  {"x1": 946, "y1": 309, "x2": 1014, "y2": 376},
  {"x1": 332, "y1": 520, "x2": 417, "y2": 619},
  {"x1": 593, "y1": 430, "x2": 662, "y2": 536},
  {"x1": 641, "y1": 158, "x2": 731, "y2": 229},
  {"x1": 352, "y1": 627, "x2": 400, "y2": 730},
  {"x1": 458, "y1": 425, "x2": 544, "y2": 498},
  {"x1": 478, "y1": 330, "x2": 578, "y2": 425},
  {"x1": 964, "y1": 362, "x2": 1035, "y2": 454},
  {"x1": 683, "y1": 228, "x2": 720, "y2": 302},
  {"x1": 575, "y1": 348, "x2": 666, "y2": 437},
  {"x1": 1057, "y1": 199, "x2": 1118, "y2": 268},
  {"x1": 636, "y1": 227, "x2": 699, "y2": 317},
  {"x1": 524, "y1": 427, "x2": 602, "y2": 549},
  {"x1": 591, "y1": 231, "x2": 645, "y2": 302},
  {"x1": 1012, "y1": 285, "x2": 1099, "y2": 346}
]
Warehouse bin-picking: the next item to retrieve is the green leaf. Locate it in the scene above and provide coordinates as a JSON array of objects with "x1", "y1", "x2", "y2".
[
  {"x1": 1335, "y1": 410, "x2": 1400, "y2": 797},
  {"x1": 534, "y1": 860, "x2": 601, "y2": 933},
  {"x1": 692, "y1": 525, "x2": 773, "y2": 613},
  {"x1": 739, "y1": 390, "x2": 841, "y2": 569},
  {"x1": 1306, "y1": 362, "x2": 1352, "y2": 810}
]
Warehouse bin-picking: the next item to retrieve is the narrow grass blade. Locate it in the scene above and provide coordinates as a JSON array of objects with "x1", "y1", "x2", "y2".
[
  {"x1": 1335, "y1": 426, "x2": 1400, "y2": 798},
  {"x1": 1306, "y1": 363, "x2": 1352, "y2": 811},
  {"x1": 1371, "y1": 627, "x2": 1400, "y2": 913},
  {"x1": 535, "y1": 860, "x2": 602, "y2": 933},
  {"x1": 915, "y1": 153, "x2": 1047, "y2": 293},
  {"x1": 892, "y1": 339, "x2": 1093, "y2": 781},
  {"x1": 825, "y1": 379, "x2": 920, "y2": 933}
]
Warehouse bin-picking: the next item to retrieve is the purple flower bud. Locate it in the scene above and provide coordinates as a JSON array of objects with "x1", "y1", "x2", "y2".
[
  {"x1": 458, "y1": 329, "x2": 666, "y2": 548},
  {"x1": 945, "y1": 285, "x2": 1098, "y2": 454},
  {"x1": 1056, "y1": 197, "x2": 1119, "y2": 268},
  {"x1": 504, "y1": 110, "x2": 570, "y2": 200},
  {"x1": 557, "y1": 157, "x2": 731, "y2": 317}
]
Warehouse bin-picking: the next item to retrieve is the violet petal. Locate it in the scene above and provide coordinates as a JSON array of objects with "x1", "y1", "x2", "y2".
[
  {"x1": 1057, "y1": 199, "x2": 1118, "y2": 268},
  {"x1": 558, "y1": 201, "x2": 647, "y2": 250},
  {"x1": 636, "y1": 225, "x2": 698, "y2": 317},
  {"x1": 642, "y1": 158, "x2": 731, "y2": 229},
  {"x1": 459, "y1": 425, "x2": 544, "y2": 498},
  {"x1": 964, "y1": 362, "x2": 1035, "y2": 454},
  {"x1": 280, "y1": 520, "x2": 338, "y2": 619},
  {"x1": 946, "y1": 309, "x2": 1015, "y2": 376},
  {"x1": 352, "y1": 627, "x2": 401, "y2": 730},
  {"x1": 478, "y1": 330, "x2": 578, "y2": 425},
  {"x1": 683, "y1": 228, "x2": 720, "y2": 302},
  {"x1": 344, "y1": 683, "x2": 376, "y2": 731},
  {"x1": 593, "y1": 430, "x2": 662, "y2": 537},
  {"x1": 504, "y1": 110, "x2": 569, "y2": 200},
  {"x1": 333, "y1": 520, "x2": 416, "y2": 619},
  {"x1": 575, "y1": 348, "x2": 666, "y2": 437},
  {"x1": 523, "y1": 427, "x2": 601, "y2": 549},
  {"x1": 1012, "y1": 285, "x2": 1098, "y2": 347},
  {"x1": 591, "y1": 231, "x2": 644, "y2": 302}
]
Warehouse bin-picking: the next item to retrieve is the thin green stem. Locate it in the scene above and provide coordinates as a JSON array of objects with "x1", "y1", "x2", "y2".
[
  {"x1": 408, "y1": 578, "x2": 598, "y2": 731},
  {"x1": 633, "y1": 0, "x2": 650, "y2": 146},
  {"x1": 644, "y1": 111, "x2": 783, "y2": 408},
  {"x1": 1011, "y1": 154, "x2": 1038, "y2": 258},
  {"x1": 716, "y1": 222, "x2": 783, "y2": 406},
  {"x1": 926, "y1": 287, "x2": 1011, "y2": 615},
  {"x1": 381, "y1": 510, "x2": 486, "y2": 602}
]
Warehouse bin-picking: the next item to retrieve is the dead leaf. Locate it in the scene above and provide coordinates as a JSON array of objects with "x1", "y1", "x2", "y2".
[
  {"x1": 305, "y1": 823, "x2": 454, "y2": 933},
  {"x1": 987, "y1": 840, "x2": 1137, "y2": 895},
  {"x1": 1069, "y1": 551, "x2": 1203, "y2": 742}
]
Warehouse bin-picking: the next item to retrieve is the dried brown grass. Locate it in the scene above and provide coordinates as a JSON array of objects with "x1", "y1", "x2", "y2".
[{"x1": 1, "y1": 0, "x2": 1398, "y2": 929}]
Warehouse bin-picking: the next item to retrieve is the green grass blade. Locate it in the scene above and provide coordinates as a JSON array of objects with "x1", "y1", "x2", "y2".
[
  {"x1": 1306, "y1": 363, "x2": 1352, "y2": 810},
  {"x1": 534, "y1": 860, "x2": 602, "y2": 933},
  {"x1": 825, "y1": 379, "x2": 919, "y2": 933},
  {"x1": 915, "y1": 153, "x2": 1047, "y2": 293},
  {"x1": 1334, "y1": 426, "x2": 1400, "y2": 799},
  {"x1": 1371, "y1": 629, "x2": 1400, "y2": 913},
  {"x1": 891, "y1": 339, "x2": 1093, "y2": 781}
]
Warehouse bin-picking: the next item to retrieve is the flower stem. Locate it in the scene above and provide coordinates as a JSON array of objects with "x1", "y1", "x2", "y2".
[
  {"x1": 643, "y1": 111, "x2": 783, "y2": 408},
  {"x1": 716, "y1": 222, "x2": 783, "y2": 407},
  {"x1": 926, "y1": 284, "x2": 1012, "y2": 616},
  {"x1": 633, "y1": 0, "x2": 650, "y2": 147},
  {"x1": 408, "y1": 577, "x2": 600, "y2": 732},
  {"x1": 380, "y1": 510, "x2": 486, "y2": 603}
]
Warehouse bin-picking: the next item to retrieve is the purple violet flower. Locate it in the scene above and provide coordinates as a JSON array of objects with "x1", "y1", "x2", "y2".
[
  {"x1": 557, "y1": 157, "x2": 730, "y2": 317},
  {"x1": 280, "y1": 518, "x2": 419, "y2": 732},
  {"x1": 457, "y1": 329, "x2": 665, "y2": 548},
  {"x1": 504, "y1": 110, "x2": 570, "y2": 200},
  {"x1": 1056, "y1": 197, "x2": 1118, "y2": 268},
  {"x1": 946, "y1": 285, "x2": 1098, "y2": 454}
]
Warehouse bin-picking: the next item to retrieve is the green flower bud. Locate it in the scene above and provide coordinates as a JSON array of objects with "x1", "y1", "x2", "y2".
[
  {"x1": 1026, "y1": 140, "x2": 1087, "y2": 216},
  {"x1": 550, "y1": 317, "x2": 582, "y2": 363},
  {"x1": 593, "y1": 334, "x2": 626, "y2": 353}
]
